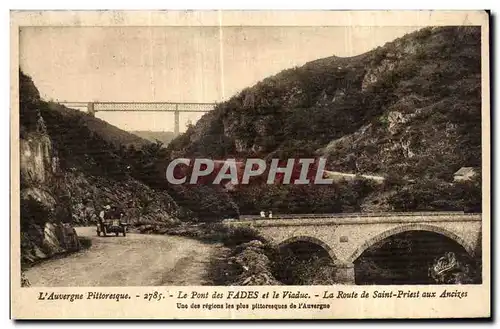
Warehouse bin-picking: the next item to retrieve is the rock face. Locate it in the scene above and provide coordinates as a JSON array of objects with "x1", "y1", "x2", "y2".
[
  {"x1": 20, "y1": 134, "x2": 55, "y2": 186},
  {"x1": 20, "y1": 109, "x2": 81, "y2": 264},
  {"x1": 19, "y1": 70, "x2": 80, "y2": 265}
]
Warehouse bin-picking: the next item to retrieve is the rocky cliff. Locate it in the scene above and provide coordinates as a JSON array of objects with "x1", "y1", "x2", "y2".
[
  {"x1": 168, "y1": 26, "x2": 481, "y2": 181},
  {"x1": 166, "y1": 26, "x2": 482, "y2": 213},
  {"x1": 20, "y1": 72, "x2": 80, "y2": 264}
]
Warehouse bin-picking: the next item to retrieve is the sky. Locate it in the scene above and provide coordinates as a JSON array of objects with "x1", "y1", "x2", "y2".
[{"x1": 20, "y1": 26, "x2": 420, "y2": 132}]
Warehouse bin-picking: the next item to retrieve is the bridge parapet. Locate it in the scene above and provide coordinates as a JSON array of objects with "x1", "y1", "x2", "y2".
[{"x1": 229, "y1": 212, "x2": 481, "y2": 228}]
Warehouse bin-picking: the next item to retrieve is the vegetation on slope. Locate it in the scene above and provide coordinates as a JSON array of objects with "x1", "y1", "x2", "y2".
[{"x1": 167, "y1": 26, "x2": 482, "y2": 213}]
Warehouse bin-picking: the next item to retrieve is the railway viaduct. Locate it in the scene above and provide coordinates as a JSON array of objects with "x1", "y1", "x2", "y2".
[
  {"x1": 60, "y1": 101, "x2": 216, "y2": 136},
  {"x1": 226, "y1": 212, "x2": 482, "y2": 283}
]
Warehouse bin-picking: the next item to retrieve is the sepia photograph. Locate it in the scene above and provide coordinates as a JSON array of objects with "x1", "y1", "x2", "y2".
[{"x1": 10, "y1": 10, "x2": 490, "y2": 319}]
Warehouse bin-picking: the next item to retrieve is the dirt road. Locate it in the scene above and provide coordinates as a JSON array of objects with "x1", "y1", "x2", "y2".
[{"x1": 24, "y1": 227, "x2": 226, "y2": 287}]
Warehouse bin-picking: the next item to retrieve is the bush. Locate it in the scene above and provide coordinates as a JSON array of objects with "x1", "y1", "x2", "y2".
[
  {"x1": 139, "y1": 221, "x2": 267, "y2": 247},
  {"x1": 167, "y1": 185, "x2": 240, "y2": 222},
  {"x1": 220, "y1": 225, "x2": 266, "y2": 247},
  {"x1": 274, "y1": 249, "x2": 336, "y2": 285},
  {"x1": 386, "y1": 176, "x2": 481, "y2": 212},
  {"x1": 382, "y1": 173, "x2": 406, "y2": 190},
  {"x1": 193, "y1": 223, "x2": 267, "y2": 247}
]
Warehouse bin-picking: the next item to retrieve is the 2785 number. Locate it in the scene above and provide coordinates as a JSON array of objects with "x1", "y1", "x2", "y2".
[{"x1": 144, "y1": 291, "x2": 164, "y2": 301}]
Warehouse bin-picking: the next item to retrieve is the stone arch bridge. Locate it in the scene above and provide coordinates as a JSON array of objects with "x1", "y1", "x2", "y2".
[{"x1": 226, "y1": 212, "x2": 482, "y2": 283}]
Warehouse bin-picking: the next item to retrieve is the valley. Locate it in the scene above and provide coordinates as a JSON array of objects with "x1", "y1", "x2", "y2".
[{"x1": 19, "y1": 25, "x2": 483, "y2": 287}]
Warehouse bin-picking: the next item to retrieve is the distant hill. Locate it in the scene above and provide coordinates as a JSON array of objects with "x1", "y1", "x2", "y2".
[{"x1": 131, "y1": 131, "x2": 175, "y2": 146}]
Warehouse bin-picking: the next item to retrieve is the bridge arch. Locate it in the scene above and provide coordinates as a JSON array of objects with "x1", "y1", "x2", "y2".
[
  {"x1": 346, "y1": 223, "x2": 475, "y2": 263},
  {"x1": 278, "y1": 236, "x2": 337, "y2": 261}
]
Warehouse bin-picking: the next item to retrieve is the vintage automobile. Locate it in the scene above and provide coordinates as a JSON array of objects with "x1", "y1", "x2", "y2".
[{"x1": 97, "y1": 216, "x2": 128, "y2": 237}]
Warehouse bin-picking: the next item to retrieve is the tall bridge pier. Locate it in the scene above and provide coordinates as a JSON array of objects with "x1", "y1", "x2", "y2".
[
  {"x1": 87, "y1": 102, "x2": 95, "y2": 116},
  {"x1": 174, "y1": 107, "x2": 179, "y2": 136}
]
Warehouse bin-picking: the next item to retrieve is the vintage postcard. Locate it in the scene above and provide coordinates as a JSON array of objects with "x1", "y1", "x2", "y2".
[{"x1": 10, "y1": 10, "x2": 490, "y2": 319}]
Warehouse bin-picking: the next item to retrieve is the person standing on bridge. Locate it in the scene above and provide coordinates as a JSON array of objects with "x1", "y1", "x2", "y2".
[{"x1": 268, "y1": 210, "x2": 273, "y2": 219}]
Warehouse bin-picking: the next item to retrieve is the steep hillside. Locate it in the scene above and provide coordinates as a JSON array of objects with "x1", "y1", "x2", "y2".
[
  {"x1": 19, "y1": 71, "x2": 187, "y2": 265},
  {"x1": 131, "y1": 130, "x2": 175, "y2": 146},
  {"x1": 20, "y1": 71, "x2": 81, "y2": 264},
  {"x1": 167, "y1": 26, "x2": 482, "y2": 213},
  {"x1": 46, "y1": 104, "x2": 150, "y2": 148},
  {"x1": 168, "y1": 26, "x2": 481, "y2": 182}
]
